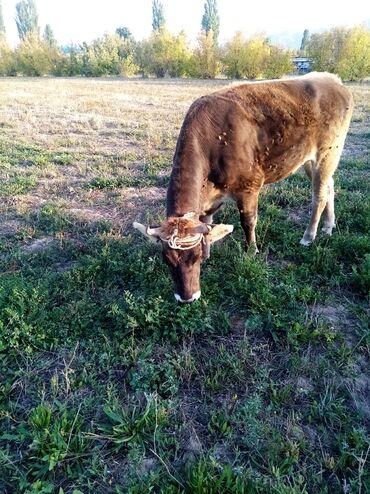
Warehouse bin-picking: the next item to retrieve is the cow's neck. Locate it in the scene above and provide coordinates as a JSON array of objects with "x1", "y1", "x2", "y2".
[{"x1": 166, "y1": 136, "x2": 206, "y2": 218}]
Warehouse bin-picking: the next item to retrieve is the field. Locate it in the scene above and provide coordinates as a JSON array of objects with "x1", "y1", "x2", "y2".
[{"x1": 0, "y1": 77, "x2": 369, "y2": 494}]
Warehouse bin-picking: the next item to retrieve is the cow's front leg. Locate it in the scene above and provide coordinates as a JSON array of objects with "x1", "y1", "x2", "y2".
[
  {"x1": 236, "y1": 190, "x2": 260, "y2": 254},
  {"x1": 199, "y1": 213, "x2": 213, "y2": 261}
]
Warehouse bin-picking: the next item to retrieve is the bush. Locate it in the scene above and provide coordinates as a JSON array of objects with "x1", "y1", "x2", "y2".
[
  {"x1": 0, "y1": 39, "x2": 15, "y2": 75},
  {"x1": 15, "y1": 32, "x2": 61, "y2": 76},
  {"x1": 222, "y1": 33, "x2": 293, "y2": 80},
  {"x1": 221, "y1": 31, "x2": 249, "y2": 79},
  {"x1": 188, "y1": 30, "x2": 220, "y2": 79},
  {"x1": 135, "y1": 29, "x2": 191, "y2": 78},
  {"x1": 264, "y1": 45, "x2": 294, "y2": 79},
  {"x1": 306, "y1": 26, "x2": 370, "y2": 81},
  {"x1": 337, "y1": 26, "x2": 370, "y2": 81}
]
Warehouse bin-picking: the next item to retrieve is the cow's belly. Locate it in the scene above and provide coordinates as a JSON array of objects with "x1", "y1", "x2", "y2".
[{"x1": 263, "y1": 149, "x2": 316, "y2": 184}]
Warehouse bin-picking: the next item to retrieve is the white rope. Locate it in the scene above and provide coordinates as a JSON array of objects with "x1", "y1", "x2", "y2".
[
  {"x1": 166, "y1": 232, "x2": 204, "y2": 250},
  {"x1": 162, "y1": 224, "x2": 212, "y2": 250}
]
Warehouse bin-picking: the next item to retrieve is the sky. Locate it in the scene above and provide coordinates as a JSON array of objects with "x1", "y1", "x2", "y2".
[{"x1": 2, "y1": 0, "x2": 370, "y2": 48}]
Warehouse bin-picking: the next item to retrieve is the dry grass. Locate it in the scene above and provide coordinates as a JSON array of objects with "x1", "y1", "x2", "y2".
[{"x1": 0, "y1": 77, "x2": 369, "y2": 235}]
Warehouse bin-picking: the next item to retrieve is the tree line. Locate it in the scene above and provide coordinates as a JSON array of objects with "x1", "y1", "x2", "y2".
[{"x1": 0, "y1": 0, "x2": 369, "y2": 81}]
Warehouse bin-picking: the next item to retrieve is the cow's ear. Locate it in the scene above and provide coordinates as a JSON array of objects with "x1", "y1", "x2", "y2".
[
  {"x1": 133, "y1": 222, "x2": 162, "y2": 242},
  {"x1": 208, "y1": 224, "x2": 234, "y2": 243}
]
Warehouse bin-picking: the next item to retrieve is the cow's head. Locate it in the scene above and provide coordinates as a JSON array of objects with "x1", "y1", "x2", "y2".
[{"x1": 133, "y1": 213, "x2": 233, "y2": 303}]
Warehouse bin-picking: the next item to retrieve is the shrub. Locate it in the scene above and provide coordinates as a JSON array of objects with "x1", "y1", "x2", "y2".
[
  {"x1": 135, "y1": 29, "x2": 191, "y2": 78},
  {"x1": 0, "y1": 39, "x2": 15, "y2": 75},
  {"x1": 189, "y1": 30, "x2": 221, "y2": 79},
  {"x1": 15, "y1": 32, "x2": 61, "y2": 76}
]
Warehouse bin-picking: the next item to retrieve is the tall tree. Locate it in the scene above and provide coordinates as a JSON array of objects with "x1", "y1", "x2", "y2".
[
  {"x1": 300, "y1": 29, "x2": 310, "y2": 53},
  {"x1": 116, "y1": 27, "x2": 132, "y2": 40},
  {"x1": 201, "y1": 0, "x2": 219, "y2": 44},
  {"x1": 0, "y1": 1, "x2": 6, "y2": 37},
  {"x1": 15, "y1": 0, "x2": 39, "y2": 40},
  {"x1": 152, "y1": 0, "x2": 165, "y2": 31},
  {"x1": 43, "y1": 24, "x2": 56, "y2": 47}
]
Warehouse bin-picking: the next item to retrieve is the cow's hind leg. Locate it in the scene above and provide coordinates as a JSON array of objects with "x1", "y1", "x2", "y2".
[
  {"x1": 300, "y1": 150, "x2": 339, "y2": 246},
  {"x1": 303, "y1": 161, "x2": 335, "y2": 235},
  {"x1": 321, "y1": 176, "x2": 335, "y2": 235},
  {"x1": 235, "y1": 189, "x2": 260, "y2": 253}
]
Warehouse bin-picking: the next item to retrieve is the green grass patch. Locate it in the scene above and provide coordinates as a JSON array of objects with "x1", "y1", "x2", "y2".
[
  {"x1": 0, "y1": 83, "x2": 369, "y2": 494},
  {"x1": 0, "y1": 175, "x2": 37, "y2": 196}
]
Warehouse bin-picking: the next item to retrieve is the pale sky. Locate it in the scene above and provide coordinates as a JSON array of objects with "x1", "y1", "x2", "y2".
[{"x1": 3, "y1": 0, "x2": 370, "y2": 47}]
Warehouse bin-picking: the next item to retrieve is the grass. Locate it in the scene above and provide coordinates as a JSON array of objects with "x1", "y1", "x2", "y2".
[{"x1": 0, "y1": 77, "x2": 369, "y2": 494}]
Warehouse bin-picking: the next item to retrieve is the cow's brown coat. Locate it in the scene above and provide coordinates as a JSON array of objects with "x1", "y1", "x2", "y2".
[{"x1": 135, "y1": 73, "x2": 353, "y2": 302}]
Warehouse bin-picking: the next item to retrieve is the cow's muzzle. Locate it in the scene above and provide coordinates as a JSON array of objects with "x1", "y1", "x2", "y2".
[{"x1": 174, "y1": 291, "x2": 201, "y2": 304}]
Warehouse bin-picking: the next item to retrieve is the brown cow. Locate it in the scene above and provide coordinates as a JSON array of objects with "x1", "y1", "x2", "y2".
[{"x1": 134, "y1": 73, "x2": 353, "y2": 303}]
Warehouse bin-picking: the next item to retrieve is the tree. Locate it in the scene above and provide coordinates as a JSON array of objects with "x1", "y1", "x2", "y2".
[
  {"x1": 243, "y1": 34, "x2": 270, "y2": 79},
  {"x1": 222, "y1": 31, "x2": 248, "y2": 79},
  {"x1": 15, "y1": 31, "x2": 59, "y2": 75},
  {"x1": 55, "y1": 44, "x2": 83, "y2": 76},
  {"x1": 306, "y1": 27, "x2": 349, "y2": 73},
  {"x1": 152, "y1": 0, "x2": 165, "y2": 31},
  {"x1": 337, "y1": 26, "x2": 370, "y2": 81},
  {"x1": 136, "y1": 29, "x2": 191, "y2": 78},
  {"x1": 15, "y1": 0, "x2": 39, "y2": 40},
  {"x1": 300, "y1": 29, "x2": 310, "y2": 53},
  {"x1": 81, "y1": 34, "x2": 122, "y2": 76},
  {"x1": 264, "y1": 45, "x2": 294, "y2": 79},
  {"x1": 189, "y1": 30, "x2": 220, "y2": 78},
  {"x1": 0, "y1": 39, "x2": 14, "y2": 75},
  {"x1": 201, "y1": 0, "x2": 219, "y2": 44},
  {"x1": 116, "y1": 27, "x2": 132, "y2": 40},
  {"x1": 0, "y1": 1, "x2": 6, "y2": 37},
  {"x1": 43, "y1": 24, "x2": 56, "y2": 47}
]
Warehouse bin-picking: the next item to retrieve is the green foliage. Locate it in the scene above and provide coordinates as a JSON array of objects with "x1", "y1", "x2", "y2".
[
  {"x1": 222, "y1": 33, "x2": 292, "y2": 79},
  {"x1": 0, "y1": 0, "x2": 5, "y2": 36},
  {"x1": 0, "y1": 82, "x2": 368, "y2": 493},
  {"x1": 152, "y1": 0, "x2": 165, "y2": 32},
  {"x1": 1, "y1": 16, "x2": 370, "y2": 79},
  {"x1": 116, "y1": 26, "x2": 132, "y2": 40},
  {"x1": 300, "y1": 29, "x2": 310, "y2": 53},
  {"x1": 80, "y1": 34, "x2": 124, "y2": 76},
  {"x1": 1, "y1": 403, "x2": 87, "y2": 484},
  {"x1": 264, "y1": 45, "x2": 294, "y2": 79},
  {"x1": 136, "y1": 29, "x2": 191, "y2": 78},
  {"x1": 222, "y1": 33, "x2": 270, "y2": 79},
  {"x1": 0, "y1": 39, "x2": 15, "y2": 75},
  {"x1": 15, "y1": 32, "x2": 61, "y2": 76},
  {"x1": 15, "y1": 0, "x2": 39, "y2": 41},
  {"x1": 337, "y1": 26, "x2": 370, "y2": 81},
  {"x1": 99, "y1": 395, "x2": 168, "y2": 452},
  {"x1": 189, "y1": 30, "x2": 220, "y2": 78},
  {"x1": 241, "y1": 35, "x2": 270, "y2": 79},
  {"x1": 186, "y1": 460, "x2": 253, "y2": 493},
  {"x1": 0, "y1": 279, "x2": 51, "y2": 353},
  {"x1": 201, "y1": 0, "x2": 220, "y2": 44},
  {"x1": 221, "y1": 31, "x2": 249, "y2": 79},
  {"x1": 42, "y1": 24, "x2": 56, "y2": 48},
  {"x1": 55, "y1": 44, "x2": 83, "y2": 76},
  {"x1": 0, "y1": 175, "x2": 37, "y2": 196},
  {"x1": 307, "y1": 26, "x2": 370, "y2": 80}
]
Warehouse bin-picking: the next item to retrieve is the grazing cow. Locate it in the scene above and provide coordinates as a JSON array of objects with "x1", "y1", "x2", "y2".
[{"x1": 134, "y1": 73, "x2": 353, "y2": 303}]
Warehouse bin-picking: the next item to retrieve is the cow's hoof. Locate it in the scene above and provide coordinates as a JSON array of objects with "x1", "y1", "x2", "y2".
[
  {"x1": 300, "y1": 237, "x2": 313, "y2": 246},
  {"x1": 321, "y1": 224, "x2": 335, "y2": 235},
  {"x1": 245, "y1": 244, "x2": 259, "y2": 255}
]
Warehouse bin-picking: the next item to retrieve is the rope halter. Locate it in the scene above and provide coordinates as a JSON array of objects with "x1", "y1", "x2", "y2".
[{"x1": 164, "y1": 224, "x2": 212, "y2": 251}]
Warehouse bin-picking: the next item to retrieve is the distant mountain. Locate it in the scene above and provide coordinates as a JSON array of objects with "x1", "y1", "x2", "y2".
[{"x1": 269, "y1": 31, "x2": 303, "y2": 50}]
